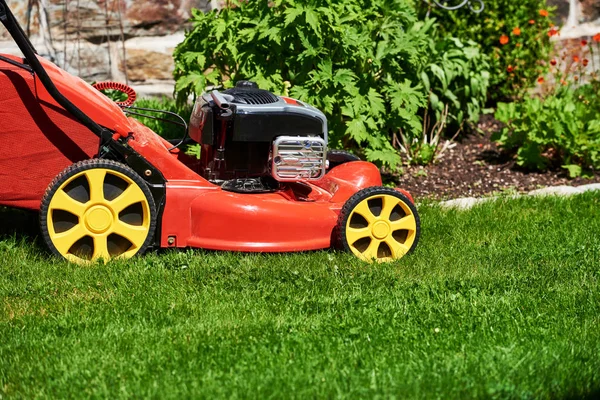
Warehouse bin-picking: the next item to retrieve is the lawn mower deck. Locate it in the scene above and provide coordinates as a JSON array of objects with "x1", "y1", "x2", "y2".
[{"x1": 0, "y1": 0, "x2": 420, "y2": 263}]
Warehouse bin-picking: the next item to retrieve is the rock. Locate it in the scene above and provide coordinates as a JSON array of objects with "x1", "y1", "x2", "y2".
[
  {"x1": 528, "y1": 185, "x2": 583, "y2": 196},
  {"x1": 131, "y1": 82, "x2": 176, "y2": 98},
  {"x1": 440, "y1": 197, "x2": 486, "y2": 210},
  {"x1": 121, "y1": 48, "x2": 174, "y2": 82},
  {"x1": 1, "y1": 0, "x2": 211, "y2": 84},
  {"x1": 576, "y1": 183, "x2": 600, "y2": 192}
]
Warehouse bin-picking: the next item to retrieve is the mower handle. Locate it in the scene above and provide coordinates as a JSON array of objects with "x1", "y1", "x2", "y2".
[{"x1": 210, "y1": 90, "x2": 231, "y2": 110}]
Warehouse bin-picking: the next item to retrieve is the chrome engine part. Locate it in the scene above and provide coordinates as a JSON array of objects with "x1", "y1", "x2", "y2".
[{"x1": 271, "y1": 136, "x2": 327, "y2": 181}]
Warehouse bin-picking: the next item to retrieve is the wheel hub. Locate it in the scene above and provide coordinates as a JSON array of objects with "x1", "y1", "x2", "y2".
[
  {"x1": 372, "y1": 221, "x2": 390, "y2": 240},
  {"x1": 84, "y1": 205, "x2": 113, "y2": 234}
]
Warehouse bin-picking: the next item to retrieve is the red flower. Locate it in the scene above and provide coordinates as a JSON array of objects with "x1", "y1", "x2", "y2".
[
  {"x1": 529, "y1": 19, "x2": 535, "y2": 25},
  {"x1": 513, "y1": 27, "x2": 521, "y2": 36},
  {"x1": 500, "y1": 35, "x2": 509, "y2": 45},
  {"x1": 548, "y1": 27, "x2": 559, "y2": 37},
  {"x1": 537, "y1": 77, "x2": 545, "y2": 84},
  {"x1": 539, "y1": 9, "x2": 549, "y2": 17},
  {"x1": 507, "y1": 65, "x2": 515, "y2": 73},
  {"x1": 573, "y1": 55, "x2": 580, "y2": 63},
  {"x1": 583, "y1": 58, "x2": 589, "y2": 66},
  {"x1": 581, "y1": 39, "x2": 588, "y2": 46},
  {"x1": 550, "y1": 59, "x2": 557, "y2": 66},
  {"x1": 594, "y1": 33, "x2": 600, "y2": 42}
]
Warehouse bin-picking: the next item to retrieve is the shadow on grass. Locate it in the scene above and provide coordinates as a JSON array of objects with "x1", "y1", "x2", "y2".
[{"x1": 0, "y1": 207, "x2": 41, "y2": 242}]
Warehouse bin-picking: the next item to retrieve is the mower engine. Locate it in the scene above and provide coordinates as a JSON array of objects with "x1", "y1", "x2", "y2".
[{"x1": 189, "y1": 81, "x2": 327, "y2": 193}]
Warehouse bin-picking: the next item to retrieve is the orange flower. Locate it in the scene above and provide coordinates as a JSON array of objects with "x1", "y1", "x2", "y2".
[
  {"x1": 573, "y1": 55, "x2": 580, "y2": 63},
  {"x1": 548, "y1": 27, "x2": 559, "y2": 37},
  {"x1": 583, "y1": 58, "x2": 589, "y2": 66},
  {"x1": 500, "y1": 35, "x2": 509, "y2": 45},
  {"x1": 537, "y1": 77, "x2": 545, "y2": 84},
  {"x1": 529, "y1": 19, "x2": 535, "y2": 25},
  {"x1": 507, "y1": 65, "x2": 514, "y2": 73},
  {"x1": 574, "y1": 76, "x2": 579, "y2": 81},
  {"x1": 550, "y1": 59, "x2": 557, "y2": 66},
  {"x1": 581, "y1": 39, "x2": 588, "y2": 46},
  {"x1": 594, "y1": 33, "x2": 600, "y2": 42},
  {"x1": 539, "y1": 9, "x2": 549, "y2": 17},
  {"x1": 513, "y1": 27, "x2": 521, "y2": 36}
]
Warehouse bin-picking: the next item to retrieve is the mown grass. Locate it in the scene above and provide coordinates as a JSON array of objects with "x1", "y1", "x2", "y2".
[{"x1": 1, "y1": 194, "x2": 599, "y2": 399}]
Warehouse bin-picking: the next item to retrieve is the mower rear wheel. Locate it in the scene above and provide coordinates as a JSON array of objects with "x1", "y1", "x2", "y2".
[
  {"x1": 40, "y1": 160, "x2": 156, "y2": 264},
  {"x1": 337, "y1": 187, "x2": 420, "y2": 263}
]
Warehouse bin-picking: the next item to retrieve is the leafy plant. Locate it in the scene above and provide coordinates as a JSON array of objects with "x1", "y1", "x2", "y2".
[
  {"x1": 494, "y1": 38, "x2": 600, "y2": 177},
  {"x1": 418, "y1": 0, "x2": 554, "y2": 101},
  {"x1": 174, "y1": 0, "x2": 489, "y2": 167},
  {"x1": 422, "y1": 36, "x2": 490, "y2": 125},
  {"x1": 494, "y1": 85, "x2": 600, "y2": 176},
  {"x1": 398, "y1": 34, "x2": 490, "y2": 165}
]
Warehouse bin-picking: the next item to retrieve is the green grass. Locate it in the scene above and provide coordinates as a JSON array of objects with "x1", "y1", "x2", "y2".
[{"x1": 1, "y1": 194, "x2": 600, "y2": 399}]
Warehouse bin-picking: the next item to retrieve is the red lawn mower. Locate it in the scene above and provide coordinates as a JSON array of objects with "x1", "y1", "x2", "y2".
[{"x1": 0, "y1": 0, "x2": 420, "y2": 264}]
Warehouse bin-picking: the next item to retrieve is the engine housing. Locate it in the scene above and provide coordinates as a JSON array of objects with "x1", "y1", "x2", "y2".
[{"x1": 189, "y1": 81, "x2": 328, "y2": 187}]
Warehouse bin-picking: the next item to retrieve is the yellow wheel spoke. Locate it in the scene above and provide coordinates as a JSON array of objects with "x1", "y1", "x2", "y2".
[
  {"x1": 385, "y1": 238, "x2": 410, "y2": 259},
  {"x1": 52, "y1": 225, "x2": 86, "y2": 254},
  {"x1": 85, "y1": 169, "x2": 107, "y2": 203},
  {"x1": 113, "y1": 221, "x2": 148, "y2": 249},
  {"x1": 381, "y1": 195, "x2": 399, "y2": 219},
  {"x1": 352, "y1": 201, "x2": 376, "y2": 224},
  {"x1": 110, "y1": 184, "x2": 146, "y2": 213},
  {"x1": 346, "y1": 226, "x2": 370, "y2": 245},
  {"x1": 92, "y1": 235, "x2": 110, "y2": 260},
  {"x1": 390, "y1": 215, "x2": 416, "y2": 232},
  {"x1": 49, "y1": 190, "x2": 86, "y2": 215}
]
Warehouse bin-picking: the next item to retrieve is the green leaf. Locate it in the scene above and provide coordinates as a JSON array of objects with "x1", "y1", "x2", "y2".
[
  {"x1": 562, "y1": 164, "x2": 582, "y2": 178},
  {"x1": 346, "y1": 118, "x2": 369, "y2": 143},
  {"x1": 368, "y1": 88, "x2": 386, "y2": 118},
  {"x1": 304, "y1": 8, "x2": 320, "y2": 37},
  {"x1": 284, "y1": 6, "x2": 304, "y2": 26}
]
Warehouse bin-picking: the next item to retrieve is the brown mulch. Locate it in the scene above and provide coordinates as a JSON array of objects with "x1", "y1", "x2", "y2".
[{"x1": 394, "y1": 116, "x2": 600, "y2": 200}]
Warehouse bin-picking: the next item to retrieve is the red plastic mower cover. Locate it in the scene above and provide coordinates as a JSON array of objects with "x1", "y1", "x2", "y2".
[{"x1": 0, "y1": 55, "x2": 108, "y2": 209}]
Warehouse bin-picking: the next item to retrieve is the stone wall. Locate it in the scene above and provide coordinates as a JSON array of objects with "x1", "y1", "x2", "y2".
[
  {"x1": 547, "y1": 0, "x2": 600, "y2": 38},
  {"x1": 0, "y1": 0, "x2": 213, "y2": 95}
]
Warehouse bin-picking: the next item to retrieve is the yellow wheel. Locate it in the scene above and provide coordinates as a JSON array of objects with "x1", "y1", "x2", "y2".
[
  {"x1": 40, "y1": 160, "x2": 156, "y2": 264},
  {"x1": 337, "y1": 187, "x2": 420, "y2": 263}
]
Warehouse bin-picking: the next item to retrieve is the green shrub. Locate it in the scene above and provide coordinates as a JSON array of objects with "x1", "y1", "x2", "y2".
[
  {"x1": 423, "y1": 36, "x2": 490, "y2": 124},
  {"x1": 173, "y1": 0, "x2": 489, "y2": 167},
  {"x1": 494, "y1": 84, "x2": 600, "y2": 176},
  {"x1": 418, "y1": 0, "x2": 554, "y2": 101}
]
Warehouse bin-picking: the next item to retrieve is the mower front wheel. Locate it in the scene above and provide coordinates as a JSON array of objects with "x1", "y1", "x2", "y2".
[
  {"x1": 337, "y1": 187, "x2": 420, "y2": 263},
  {"x1": 40, "y1": 159, "x2": 157, "y2": 264}
]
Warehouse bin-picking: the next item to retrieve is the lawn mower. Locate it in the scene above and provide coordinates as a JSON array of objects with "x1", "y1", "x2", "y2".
[{"x1": 0, "y1": 0, "x2": 420, "y2": 264}]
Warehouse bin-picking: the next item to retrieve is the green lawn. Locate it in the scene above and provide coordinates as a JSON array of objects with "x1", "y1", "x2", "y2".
[{"x1": 1, "y1": 194, "x2": 599, "y2": 399}]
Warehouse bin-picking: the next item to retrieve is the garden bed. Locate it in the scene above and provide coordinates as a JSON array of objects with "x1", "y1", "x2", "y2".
[{"x1": 395, "y1": 116, "x2": 600, "y2": 200}]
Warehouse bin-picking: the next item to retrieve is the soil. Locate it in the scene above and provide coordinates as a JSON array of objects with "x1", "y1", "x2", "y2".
[{"x1": 393, "y1": 115, "x2": 600, "y2": 200}]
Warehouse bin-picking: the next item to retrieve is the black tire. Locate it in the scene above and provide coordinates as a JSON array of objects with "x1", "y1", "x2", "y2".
[
  {"x1": 40, "y1": 159, "x2": 157, "y2": 263},
  {"x1": 336, "y1": 186, "x2": 420, "y2": 262},
  {"x1": 327, "y1": 150, "x2": 361, "y2": 170}
]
